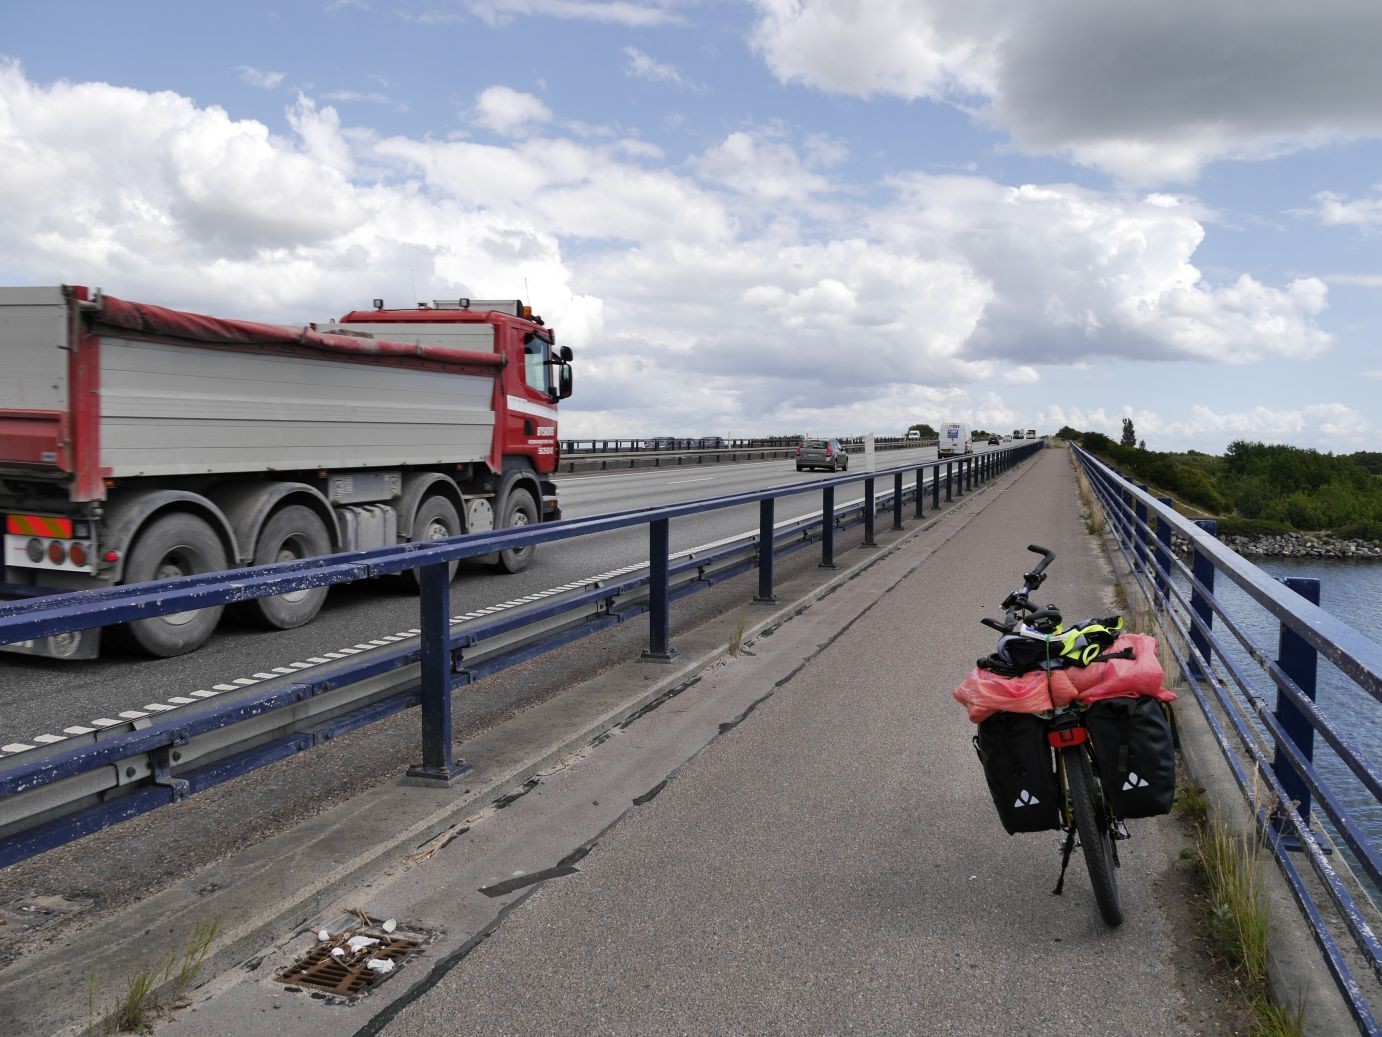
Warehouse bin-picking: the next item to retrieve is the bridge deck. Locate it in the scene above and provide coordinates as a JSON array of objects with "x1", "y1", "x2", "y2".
[{"x1": 239, "y1": 448, "x2": 1224, "y2": 1034}]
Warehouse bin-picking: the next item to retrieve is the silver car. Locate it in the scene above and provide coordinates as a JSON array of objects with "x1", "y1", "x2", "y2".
[{"x1": 796, "y1": 438, "x2": 848, "y2": 472}]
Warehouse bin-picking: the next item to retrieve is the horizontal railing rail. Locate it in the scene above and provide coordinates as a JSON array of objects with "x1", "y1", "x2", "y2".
[
  {"x1": 560, "y1": 436, "x2": 940, "y2": 454},
  {"x1": 0, "y1": 444, "x2": 1042, "y2": 867},
  {"x1": 1073, "y1": 445, "x2": 1382, "y2": 1036}
]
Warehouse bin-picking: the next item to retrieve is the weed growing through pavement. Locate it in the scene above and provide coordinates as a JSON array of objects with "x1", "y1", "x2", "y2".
[
  {"x1": 87, "y1": 917, "x2": 220, "y2": 1034},
  {"x1": 1070, "y1": 453, "x2": 1107, "y2": 535},
  {"x1": 727, "y1": 612, "x2": 748, "y2": 656},
  {"x1": 1176, "y1": 776, "x2": 1305, "y2": 1037}
]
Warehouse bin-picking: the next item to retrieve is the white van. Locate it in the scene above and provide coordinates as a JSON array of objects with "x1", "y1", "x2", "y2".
[
  {"x1": 937, "y1": 422, "x2": 971, "y2": 456},
  {"x1": 905, "y1": 429, "x2": 922, "y2": 441}
]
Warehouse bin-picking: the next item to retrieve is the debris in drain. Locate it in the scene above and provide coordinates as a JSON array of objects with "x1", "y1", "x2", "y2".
[
  {"x1": 317, "y1": 929, "x2": 330, "y2": 941},
  {"x1": 277, "y1": 921, "x2": 424, "y2": 998},
  {"x1": 382, "y1": 919, "x2": 397, "y2": 933}
]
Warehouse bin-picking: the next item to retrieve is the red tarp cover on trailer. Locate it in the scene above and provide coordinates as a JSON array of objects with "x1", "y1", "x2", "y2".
[{"x1": 94, "y1": 295, "x2": 505, "y2": 371}]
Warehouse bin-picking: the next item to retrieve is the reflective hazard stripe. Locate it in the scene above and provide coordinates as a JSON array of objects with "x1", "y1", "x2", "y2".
[{"x1": 5, "y1": 514, "x2": 74, "y2": 538}]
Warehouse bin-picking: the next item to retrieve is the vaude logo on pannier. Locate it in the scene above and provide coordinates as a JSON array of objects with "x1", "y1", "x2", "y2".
[
  {"x1": 1122, "y1": 772, "x2": 1150, "y2": 791},
  {"x1": 1013, "y1": 789, "x2": 1041, "y2": 808}
]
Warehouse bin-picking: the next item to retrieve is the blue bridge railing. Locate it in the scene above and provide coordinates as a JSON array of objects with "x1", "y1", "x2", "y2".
[
  {"x1": 1074, "y1": 444, "x2": 1382, "y2": 1035},
  {"x1": 0, "y1": 444, "x2": 1040, "y2": 869}
]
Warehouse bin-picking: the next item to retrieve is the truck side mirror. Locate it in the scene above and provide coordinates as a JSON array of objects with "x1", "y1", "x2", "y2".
[
  {"x1": 560, "y1": 345, "x2": 573, "y2": 361},
  {"x1": 557, "y1": 362, "x2": 573, "y2": 400}
]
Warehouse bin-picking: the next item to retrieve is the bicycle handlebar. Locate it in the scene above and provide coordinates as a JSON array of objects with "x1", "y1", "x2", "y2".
[{"x1": 984, "y1": 545, "x2": 1059, "y2": 633}]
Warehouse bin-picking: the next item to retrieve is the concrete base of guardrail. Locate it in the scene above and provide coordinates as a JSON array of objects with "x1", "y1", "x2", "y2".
[
  {"x1": 1098, "y1": 533, "x2": 1359, "y2": 1037},
  {"x1": 3, "y1": 459, "x2": 1016, "y2": 1037}
]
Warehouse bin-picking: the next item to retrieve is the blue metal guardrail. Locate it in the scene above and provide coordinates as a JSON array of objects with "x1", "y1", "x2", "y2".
[
  {"x1": 561, "y1": 435, "x2": 938, "y2": 453},
  {"x1": 1074, "y1": 445, "x2": 1382, "y2": 1035},
  {"x1": 0, "y1": 444, "x2": 1042, "y2": 869}
]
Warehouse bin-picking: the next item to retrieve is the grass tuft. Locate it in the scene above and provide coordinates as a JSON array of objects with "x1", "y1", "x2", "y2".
[
  {"x1": 87, "y1": 916, "x2": 221, "y2": 1033},
  {"x1": 727, "y1": 611, "x2": 748, "y2": 656}
]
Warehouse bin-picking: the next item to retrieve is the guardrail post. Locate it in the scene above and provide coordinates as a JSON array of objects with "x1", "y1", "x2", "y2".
[
  {"x1": 863, "y1": 477, "x2": 877, "y2": 547},
  {"x1": 1188, "y1": 519, "x2": 1216, "y2": 679},
  {"x1": 1133, "y1": 484, "x2": 1149, "y2": 573},
  {"x1": 405, "y1": 562, "x2": 469, "y2": 785},
  {"x1": 945, "y1": 461, "x2": 954, "y2": 501},
  {"x1": 932, "y1": 463, "x2": 940, "y2": 510},
  {"x1": 642, "y1": 518, "x2": 676, "y2": 661},
  {"x1": 915, "y1": 468, "x2": 925, "y2": 519},
  {"x1": 755, "y1": 499, "x2": 777, "y2": 602},
  {"x1": 1154, "y1": 497, "x2": 1173, "y2": 606},
  {"x1": 892, "y1": 472, "x2": 904, "y2": 530},
  {"x1": 821, "y1": 485, "x2": 837, "y2": 568},
  {"x1": 1272, "y1": 577, "x2": 1321, "y2": 840}
]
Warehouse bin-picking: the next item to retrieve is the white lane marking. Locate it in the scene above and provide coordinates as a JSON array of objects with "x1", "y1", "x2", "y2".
[
  {"x1": 32, "y1": 733, "x2": 65, "y2": 744},
  {"x1": 1, "y1": 743, "x2": 34, "y2": 753},
  {"x1": 666, "y1": 476, "x2": 716, "y2": 485},
  {"x1": 118, "y1": 710, "x2": 149, "y2": 720},
  {"x1": 63, "y1": 726, "x2": 96, "y2": 735}
]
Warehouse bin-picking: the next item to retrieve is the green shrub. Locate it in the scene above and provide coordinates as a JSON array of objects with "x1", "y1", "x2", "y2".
[{"x1": 1216, "y1": 517, "x2": 1292, "y2": 539}]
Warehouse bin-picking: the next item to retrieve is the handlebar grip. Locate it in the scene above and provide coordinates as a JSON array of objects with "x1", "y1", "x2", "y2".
[
  {"x1": 981, "y1": 617, "x2": 1011, "y2": 633},
  {"x1": 1026, "y1": 544, "x2": 1055, "y2": 575}
]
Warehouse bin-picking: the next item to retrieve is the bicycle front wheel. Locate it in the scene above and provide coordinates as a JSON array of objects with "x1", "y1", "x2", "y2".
[{"x1": 1064, "y1": 745, "x2": 1123, "y2": 927}]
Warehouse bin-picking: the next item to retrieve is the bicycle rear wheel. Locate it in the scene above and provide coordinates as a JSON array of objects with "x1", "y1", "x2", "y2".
[{"x1": 1063, "y1": 745, "x2": 1123, "y2": 926}]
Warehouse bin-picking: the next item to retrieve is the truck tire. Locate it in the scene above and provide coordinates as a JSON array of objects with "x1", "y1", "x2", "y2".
[
  {"x1": 230, "y1": 505, "x2": 331, "y2": 630},
  {"x1": 493, "y1": 489, "x2": 538, "y2": 573},
  {"x1": 109, "y1": 513, "x2": 229, "y2": 657},
  {"x1": 403, "y1": 495, "x2": 461, "y2": 592}
]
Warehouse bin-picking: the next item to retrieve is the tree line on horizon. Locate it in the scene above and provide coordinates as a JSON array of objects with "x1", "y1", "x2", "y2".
[{"x1": 1058, "y1": 426, "x2": 1382, "y2": 541}]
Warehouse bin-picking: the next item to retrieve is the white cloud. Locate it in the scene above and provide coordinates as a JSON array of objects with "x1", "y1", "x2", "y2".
[
  {"x1": 750, "y1": 0, "x2": 1382, "y2": 183},
  {"x1": 1324, "y1": 273, "x2": 1382, "y2": 288},
  {"x1": 692, "y1": 131, "x2": 832, "y2": 204},
  {"x1": 623, "y1": 47, "x2": 688, "y2": 87},
  {"x1": 872, "y1": 175, "x2": 1333, "y2": 364},
  {"x1": 236, "y1": 66, "x2": 286, "y2": 90},
  {"x1": 472, "y1": 86, "x2": 552, "y2": 137},
  {"x1": 0, "y1": 62, "x2": 1337, "y2": 441},
  {"x1": 455, "y1": 0, "x2": 684, "y2": 27},
  {"x1": 1315, "y1": 189, "x2": 1382, "y2": 228},
  {"x1": 1041, "y1": 402, "x2": 1373, "y2": 453}
]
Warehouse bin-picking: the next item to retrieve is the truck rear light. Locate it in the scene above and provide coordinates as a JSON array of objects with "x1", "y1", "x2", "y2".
[
  {"x1": 69, "y1": 542, "x2": 88, "y2": 567},
  {"x1": 47, "y1": 540, "x2": 67, "y2": 565},
  {"x1": 26, "y1": 538, "x2": 43, "y2": 563},
  {"x1": 103, "y1": 549, "x2": 120, "y2": 563}
]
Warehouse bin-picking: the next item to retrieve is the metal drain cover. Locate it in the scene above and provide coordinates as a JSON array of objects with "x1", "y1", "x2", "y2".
[{"x1": 276, "y1": 925, "x2": 424, "y2": 998}]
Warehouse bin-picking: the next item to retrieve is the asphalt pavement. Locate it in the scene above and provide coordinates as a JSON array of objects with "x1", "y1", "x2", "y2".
[{"x1": 156, "y1": 446, "x2": 1230, "y2": 1036}]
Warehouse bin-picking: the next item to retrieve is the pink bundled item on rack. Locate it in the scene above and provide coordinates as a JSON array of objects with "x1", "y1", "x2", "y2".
[{"x1": 952, "y1": 633, "x2": 1177, "y2": 723}]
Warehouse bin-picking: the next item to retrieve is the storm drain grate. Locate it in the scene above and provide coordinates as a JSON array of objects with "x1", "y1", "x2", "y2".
[{"x1": 276, "y1": 926, "x2": 424, "y2": 998}]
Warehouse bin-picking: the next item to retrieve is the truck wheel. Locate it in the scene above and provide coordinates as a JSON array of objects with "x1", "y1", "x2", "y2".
[
  {"x1": 493, "y1": 489, "x2": 538, "y2": 573},
  {"x1": 403, "y1": 495, "x2": 461, "y2": 592},
  {"x1": 230, "y1": 506, "x2": 331, "y2": 630},
  {"x1": 109, "y1": 513, "x2": 228, "y2": 657}
]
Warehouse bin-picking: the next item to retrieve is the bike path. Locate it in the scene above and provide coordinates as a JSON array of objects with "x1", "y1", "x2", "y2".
[{"x1": 360, "y1": 448, "x2": 1225, "y2": 1036}]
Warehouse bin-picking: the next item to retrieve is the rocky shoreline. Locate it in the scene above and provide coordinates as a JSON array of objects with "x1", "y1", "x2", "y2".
[{"x1": 1171, "y1": 530, "x2": 1382, "y2": 559}]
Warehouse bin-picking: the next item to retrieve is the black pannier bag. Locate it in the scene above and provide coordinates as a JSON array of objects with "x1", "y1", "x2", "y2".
[
  {"x1": 1084, "y1": 697, "x2": 1176, "y2": 819},
  {"x1": 974, "y1": 711, "x2": 1061, "y2": 834}
]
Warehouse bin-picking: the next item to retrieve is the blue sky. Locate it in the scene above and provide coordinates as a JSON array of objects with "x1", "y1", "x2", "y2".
[{"x1": 2, "y1": 0, "x2": 1380, "y2": 451}]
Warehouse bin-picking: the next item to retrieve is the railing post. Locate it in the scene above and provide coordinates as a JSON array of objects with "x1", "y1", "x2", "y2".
[
  {"x1": 932, "y1": 463, "x2": 940, "y2": 509},
  {"x1": 863, "y1": 477, "x2": 877, "y2": 546},
  {"x1": 1154, "y1": 497, "x2": 1173, "y2": 606},
  {"x1": 1272, "y1": 577, "x2": 1321, "y2": 838},
  {"x1": 755, "y1": 498, "x2": 777, "y2": 602},
  {"x1": 915, "y1": 468, "x2": 925, "y2": 519},
  {"x1": 1134, "y1": 484, "x2": 1149, "y2": 573},
  {"x1": 1188, "y1": 519, "x2": 1216, "y2": 680},
  {"x1": 820, "y1": 485, "x2": 837, "y2": 569},
  {"x1": 946, "y1": 461, "x2": 954, "y2": 501},
  {"x1": 642, "y1": 517, "x2": 676, "y2": 661},
  {"x1": 405, "y1": 562, "x2": 468, "y2": 785},
  {"x1": 892, "y1": 471, "x2": 904, "y2": 531}
]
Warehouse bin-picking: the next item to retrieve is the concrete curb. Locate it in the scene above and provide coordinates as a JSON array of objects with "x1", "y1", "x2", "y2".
[{"x1": 9, "y1": 458, "x2": 1027, "y2": 1037}]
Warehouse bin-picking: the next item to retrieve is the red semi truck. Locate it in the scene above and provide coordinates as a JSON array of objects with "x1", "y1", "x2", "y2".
[{"x1": 0, "y1": 286, "x2": 574, "y2": 659}]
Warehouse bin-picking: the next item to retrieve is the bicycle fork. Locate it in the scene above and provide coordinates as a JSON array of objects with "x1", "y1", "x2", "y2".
[{"x1": 1048, "y1": 717, "x2": 1123, "y2": 897}]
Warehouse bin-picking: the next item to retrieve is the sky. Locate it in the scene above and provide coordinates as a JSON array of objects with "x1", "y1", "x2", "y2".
[{"x1": 1, "y1": 0, "x2": 1380, "y2": 453}]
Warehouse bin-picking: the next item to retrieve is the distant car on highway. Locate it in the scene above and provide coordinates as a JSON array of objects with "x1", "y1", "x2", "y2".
[
  {"x1": 905, "y1": 429, "x2": 922, "y2": 440},
  {"x1": 988, "y1": 433, "x2": 1001, "y2": 445},
  {"x1": 796, "y1": 438, "x2": 849, "y2": 472}
]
